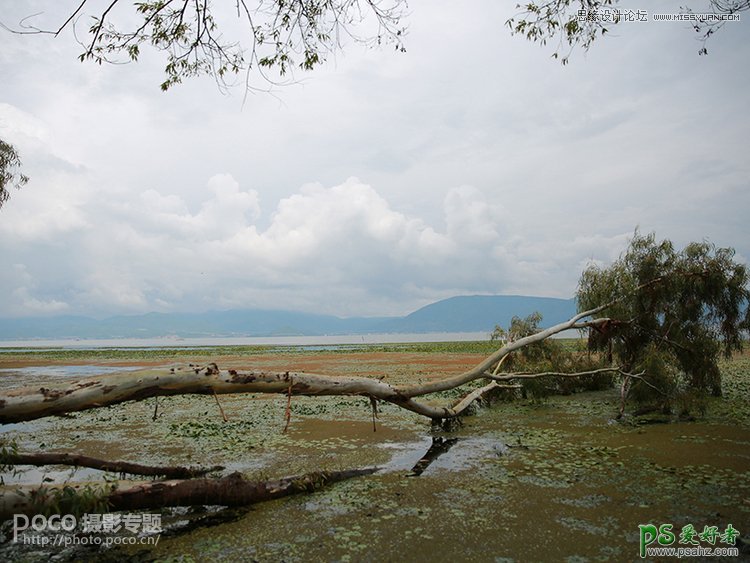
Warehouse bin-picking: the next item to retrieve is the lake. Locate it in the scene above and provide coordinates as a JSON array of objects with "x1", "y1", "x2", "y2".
[
  {"x1": 0, "y1": 332, "x2": 492, "y2": 351},
  {"x1": 0, "y1": 329, "x2": 586, "y2": 352}
]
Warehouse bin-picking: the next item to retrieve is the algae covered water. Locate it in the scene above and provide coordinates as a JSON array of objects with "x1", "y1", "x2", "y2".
[{"x1": 0, "y1": 348, "x2": 748, "y2": 561}]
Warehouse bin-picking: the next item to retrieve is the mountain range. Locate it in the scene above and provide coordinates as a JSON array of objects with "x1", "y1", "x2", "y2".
[{"x1": 0, "y1": 295, "x2": 576, "y2": 340}]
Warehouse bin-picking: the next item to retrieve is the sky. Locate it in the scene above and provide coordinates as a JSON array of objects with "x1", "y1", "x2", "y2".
[{"x1": 0, "y1": 0, "x2": 748, "y2": 319}]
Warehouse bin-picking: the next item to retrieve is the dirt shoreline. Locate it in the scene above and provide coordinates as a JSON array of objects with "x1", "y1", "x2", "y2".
[
  {"x1": 2, "y1": 351, "x2": 749, "y2": 562},
  {"x1": 0, "y1": 351, "x2": 489, "y2": 384}
]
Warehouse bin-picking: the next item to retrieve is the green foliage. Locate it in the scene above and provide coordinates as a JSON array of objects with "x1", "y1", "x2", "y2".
[
  {"x1": 0, "y1": 438, "x2": 20, "y2": 484},
  {"x1": 506, "y1": 1, "x2": 750, "y2": 63},
  {"x1": 626, "y1": 343, "x2": 678, "y2": 409},
  {"x1": 491, "y1": 311, "x2": 543, "y2": 344},
  {"x1": 494, "y1": 312, "x2": 611, "y2": 400},
  {"x1": 577, "y1": 231, "x2": 750, "y2": 413},
  {"x1": 27, "y1": 482, "x2": 113, "y2": 517},
  {"x1": 505, "y1": 0, "x2": 619, "y2": 64},
  {"x1": 673, "y1": 388, "x2": 708, "y2": 419},
  {"x1": 0, "y1": 138, "x2": 29, "y2": 209},
  {"x1": 63, "y1": 0, "x2": 408, "y2": 91}
]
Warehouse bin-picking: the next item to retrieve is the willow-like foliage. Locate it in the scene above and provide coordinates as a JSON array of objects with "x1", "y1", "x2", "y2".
[
  {"x1": 6, "y1": 1, "x2": 407, "y2": 92},
  {"x1": 577, "y1": 231, "x2": 750, "y2": 405},
  {"x1": 0, "y1": 138, "x2": 28, "y2": 209}
]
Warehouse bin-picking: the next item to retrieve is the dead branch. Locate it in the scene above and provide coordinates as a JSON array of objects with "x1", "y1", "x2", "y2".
[
  {"x1": 283, "y1": 374, "x2": 293, "y2": 433},
  {"x1": 108, "y1": 467, "x2": 378, "y2": 512},
  {"x1": 1, "y1": 452, "x2": 223, "y2": 479},
  {"x1": 450, "y1": 381, "x2": 500, "y2": 416},
  {"x1": 370, "y1": 396, "x2": 379, "y2": 432},
  {"x1": 398, "y1": 315, "x2": 613, "y2": 398},
  {"x1": 0, "y1": 467, "x2": 378, "y2": 521},
  {"x1": 484, "y1": 367, "x2": 630, "y2": 381},
  {"x1": 213, "y1": 390, "x2": 229, "y2": 422},
  {"x1": 0, "y1": 310, "x2": 618, "y2": 425}
]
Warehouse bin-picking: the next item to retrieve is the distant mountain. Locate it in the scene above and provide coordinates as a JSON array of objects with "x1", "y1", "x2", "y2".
[
  {"x1": 0, "y1": 310, "x2": 392, "y2": 340},
  {"x1": 0, "y1": 295, "x2": 576, "y2": 340},
  {"x1": 381, "y1": 295, "x2": 576, "y2": 333}
]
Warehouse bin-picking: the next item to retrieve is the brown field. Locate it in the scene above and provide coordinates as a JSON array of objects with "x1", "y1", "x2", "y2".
[{"x1": 1, "y1": 348, "x2": 749, "y2": 561}]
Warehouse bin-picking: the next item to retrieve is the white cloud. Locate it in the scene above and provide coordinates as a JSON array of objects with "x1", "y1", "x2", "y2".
[
  {"x1": 3, "y1": 171, "x2": 628, "y2": 316},
  {"x1": 0, "y1": 103, "x2": 51, "y2": 151},
  {"x1": 12, "y1": 287, "x2": 70, "y2": 315},
  {"x1": 0, "y1": 0, "x2": 748, "y2": 319},
  {"x1": 1, "y1": 265, "x2": 70, "y2": 316},
  {"x1": 134, "y1": 174, "x2": 261, "y2": 240},
  {"x1": 0, "y1": 104, "x2": 92, "y2": 242},
  {"x1": 444, "y1": 185, "x2": 502, "y2": 245}
]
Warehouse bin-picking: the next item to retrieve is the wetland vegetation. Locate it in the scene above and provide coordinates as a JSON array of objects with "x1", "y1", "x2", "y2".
[
  {"x1": 1, "y1": 233, "x2": 749, "y2": 560},
  {"x1": 1, "y1": 342, "x2": 749, "y2": 561}
]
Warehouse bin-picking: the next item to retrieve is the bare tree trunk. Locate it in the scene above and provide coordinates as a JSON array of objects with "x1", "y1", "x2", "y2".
[
  {"x1": 618, "y1": 375, "x2": 631, "y2": 419},
  {"x1": 0, "y1": 467, "x2": 378, "y2": 521},
  {"x1": 0, "y1": 306, "x2": 625, "y2": 523},
  {"x1": 108, "y1": 467, "x2": 378, "y2": 511},
  {"x1": 0, "y1": 312, "x2": 614, "y2": 425}
]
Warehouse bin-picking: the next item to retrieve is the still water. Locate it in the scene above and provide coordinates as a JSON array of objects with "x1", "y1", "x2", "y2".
[{"x1": 0, "y1": 332, "x2": 492, "y2": 351}]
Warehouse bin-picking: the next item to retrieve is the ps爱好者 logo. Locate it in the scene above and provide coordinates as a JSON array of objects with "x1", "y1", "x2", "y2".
[{"x1": 638, "y1": 522, "x2": 740, "y2": 558}]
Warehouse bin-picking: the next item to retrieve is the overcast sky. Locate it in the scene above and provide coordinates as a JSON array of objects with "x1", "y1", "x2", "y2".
[{"x1": 1, "y1": 1, "x2": 748, "y2": 319}]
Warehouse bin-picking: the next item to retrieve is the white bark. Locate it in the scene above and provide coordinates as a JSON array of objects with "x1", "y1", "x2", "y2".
[{"x1": 0, "y1": 311, "x2": 613, "y2": 424}]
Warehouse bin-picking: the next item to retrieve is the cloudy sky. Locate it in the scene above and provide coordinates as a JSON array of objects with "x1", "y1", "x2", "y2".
[{"x1": 1, "y1": 1, "x2": 748, "y2": 319}]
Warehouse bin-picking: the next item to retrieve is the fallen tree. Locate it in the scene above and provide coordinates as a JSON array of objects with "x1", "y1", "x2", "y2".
[
  {"x1": 0, "y1": 303, "x2": 618, "y2": 524},
  {"x1": 0, "y1": 233, "x2": 747, "y2": 526},
  {"x1": 0, "y1": 305, "x2": 613, "y2": 425},
  {"x1": 0, "y1": 467, "x2": 378, "y2": 521}
]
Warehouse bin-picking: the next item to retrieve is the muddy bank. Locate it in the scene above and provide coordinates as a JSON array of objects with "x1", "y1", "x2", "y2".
[{"x1": 1, "y1": 351, "x2": 749, "y2": 561}]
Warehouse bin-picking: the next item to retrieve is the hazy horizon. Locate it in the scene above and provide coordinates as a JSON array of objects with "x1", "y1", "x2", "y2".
[{"x1": 1, "y1": 1, "x2": 747, "y2": 320}]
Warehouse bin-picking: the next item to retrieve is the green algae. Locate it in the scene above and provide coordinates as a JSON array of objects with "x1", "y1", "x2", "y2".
[{"x1": 1, "y1": 350, "x2": 749, "y2": 561}]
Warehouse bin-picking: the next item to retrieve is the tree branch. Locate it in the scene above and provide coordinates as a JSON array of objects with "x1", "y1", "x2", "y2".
[
  {"x1": 0, "y1": 275, "x2": 683, "y2": 425},
  {"x1": 398, "y1": 312, "x2": 612, "y2": 398},
  {"x1": 85, "y1": 0, "x2": 121, "y2": 58},
  {"x1": 1, "y1": 467, "x2": 378, "y2": 521},
  {"x1": 484, "y1": 367, "x2": 628, "y2": 381},
  {"x1": 0, "y1": 300, "x2": 646, "y2": 425},
  {"x1": 54, "y1": 0, "x2": 90, "y2": 37},
  {"x1": 2, "y1": 452, "x2": 223, "y2": 479}
]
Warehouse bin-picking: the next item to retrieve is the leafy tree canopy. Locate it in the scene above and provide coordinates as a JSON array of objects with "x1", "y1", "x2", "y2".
[
  {"x1": 577, "y1": 231, "x2": 750, "y2": 407},
  {"x1": 491, "y1": 312, "x2": 613, "y2": 400},
  {"x1": 506, "y1": 0, "x2": 750, "y2": 64},
  {"x1": 3, "y1": 0, "x2": 407, "y2": 92},
  {"x1": 4, "y1": 1, "x2": 746, "y2": 91},
  {"x1": 0, "y1": 139, "x2": 29, "y2": 210}
]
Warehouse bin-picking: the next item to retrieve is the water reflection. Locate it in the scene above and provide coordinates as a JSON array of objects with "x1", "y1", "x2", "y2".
[{"x1": 0, "y1": 365, "x2": 140, "y2": 390}]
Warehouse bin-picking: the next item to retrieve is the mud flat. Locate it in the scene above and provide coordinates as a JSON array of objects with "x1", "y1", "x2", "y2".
[{"x1": 1, "y1": 347, "x2": 748, "y2": 561}]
